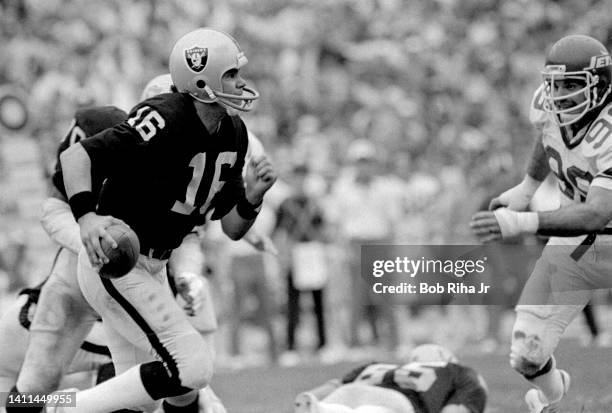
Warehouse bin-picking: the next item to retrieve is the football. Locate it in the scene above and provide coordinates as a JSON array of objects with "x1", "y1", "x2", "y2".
[{"x1": 99, "y1": 224, "x2": 140, "y2": 279}]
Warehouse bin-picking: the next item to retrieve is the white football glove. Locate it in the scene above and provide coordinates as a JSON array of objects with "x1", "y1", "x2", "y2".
[
  {"x1": 489, "y1": 176, "x2": 541, "y2": 211},
  {"x1": 175, "y1": 272, "x2": 205, "y2": 316},
  {"x1": 493, "y1": 208, "x2": 539, "y2": 238}
]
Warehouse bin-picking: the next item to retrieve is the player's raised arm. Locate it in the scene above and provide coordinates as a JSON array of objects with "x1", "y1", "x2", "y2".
[{"x1": 220, "y1": 154, "x2": 277, "y2": 240}]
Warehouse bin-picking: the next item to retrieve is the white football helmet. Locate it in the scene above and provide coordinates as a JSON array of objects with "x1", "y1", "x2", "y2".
[
  {"x1": 169, "y1": 28, "x2": 259, "y2": 112},
  {"x1": 408, "y1": 344, "x2": 457, "y2": 364},
  {"x1": 141, "y1": 73, "x2": 174, "y2": 100}
]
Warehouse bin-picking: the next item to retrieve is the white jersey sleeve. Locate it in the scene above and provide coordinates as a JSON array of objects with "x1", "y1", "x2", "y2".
[
  {"x1": 246, "y1": 130, "x2": 265, "y2": 162},
  {"x1": 581, "y1": 104, "x2": 612, "y2": 191},
  {"x1": 243, "y1": 129, "x2": 266, "y2": 178},
  {"x1": 529, "y1": 84, "x2": 549, "y2": 133}
]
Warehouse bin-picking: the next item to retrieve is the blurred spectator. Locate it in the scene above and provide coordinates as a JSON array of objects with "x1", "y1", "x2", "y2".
[
  {"x1": 326, "y1": 139, "x2": 405, "y2": 351},
  {"x1": 2, "y1": 0, "x2": 612, "y2": 362},
  {"x1": 218, "y1": 202, "x2": 280, "y2": 365},
  {"x1": 273, "y1": 164, "x2": 329, "y2": 365}
]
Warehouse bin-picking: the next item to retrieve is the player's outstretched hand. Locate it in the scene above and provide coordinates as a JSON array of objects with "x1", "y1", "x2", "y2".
[
  {"x1": 245, "y1": 155, "x2": 277, "y2": 204},
  {"x1": 77, "y1": 212, "x2": 131, "y2": 269},
  {"x1": 470, "y1": 211, "x2": 503, "y2": 243}
]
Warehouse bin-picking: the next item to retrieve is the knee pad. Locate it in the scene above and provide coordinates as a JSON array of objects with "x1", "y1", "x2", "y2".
[
  {"x1": 140, "y1": 350, "x2": 212, "y2": 401},
  {"x1": 510, "y1": 329, "x2": 550, "y2": 378}
]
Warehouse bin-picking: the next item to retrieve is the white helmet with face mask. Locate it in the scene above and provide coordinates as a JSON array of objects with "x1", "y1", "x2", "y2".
[{"x1": 169, "y1": 28, "x2": 259, "y2": 112}]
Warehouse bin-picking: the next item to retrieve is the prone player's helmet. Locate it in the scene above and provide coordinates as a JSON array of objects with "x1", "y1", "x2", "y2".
[
  {"x1": 541, "y1": 34, "x2": 612, "y2": 126},
  {"x1": 169, "y1": 28, "x2": 259, "y2": 112},
  {"x1": 408, "y1": 344, "x2": 458, "y2": 364},
  {"x1": 140, "y1": 74, "x2": 174, "y2": 100}
]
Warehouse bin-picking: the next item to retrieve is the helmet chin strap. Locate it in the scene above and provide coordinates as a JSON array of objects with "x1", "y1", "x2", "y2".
[
  {"x1": 190, "y1": 86, "x2": 259, "y2": 113},
  {"x1": 216, "y1": 86, "x2": 259, "y2": 112}
]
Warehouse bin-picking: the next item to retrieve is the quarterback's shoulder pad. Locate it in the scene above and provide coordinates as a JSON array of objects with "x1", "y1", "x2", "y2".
[
  {"x1": 74, "y1": 106, "x2": 128, "y2": 136},
  {"x1": 582, "y1": 103, "x2": 612, "y2": 156},
  {"x1": 529, "y1": 84, "x2": 548, "y2": 129}
]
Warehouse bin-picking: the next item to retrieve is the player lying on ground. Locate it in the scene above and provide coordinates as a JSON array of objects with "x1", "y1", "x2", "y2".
[
  {"x1": 294, "y1": 344, "x2": 487, "y2": 413},
  {"x1": 470, "y1": 34, "x2": 612, "y2": 413}
]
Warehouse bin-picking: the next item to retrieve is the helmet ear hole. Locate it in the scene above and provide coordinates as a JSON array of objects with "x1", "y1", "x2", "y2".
[{"x1": 196, "y1": 79, "x2": 206, "y2": 89}]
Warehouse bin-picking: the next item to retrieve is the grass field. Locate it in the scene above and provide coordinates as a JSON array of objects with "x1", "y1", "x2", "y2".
[{"x1": 212, "y1": 339, "x2": 612, "y2": 413}]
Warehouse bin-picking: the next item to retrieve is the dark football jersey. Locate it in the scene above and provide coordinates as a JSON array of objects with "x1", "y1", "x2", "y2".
[
  {"x1": 79, "y1": 92, "x2": 248, "y2": 251},
  {"x1": 342, "y1": 361, "x2": 487, "y2": 413},
  {"x1": 51, "y1": 106, "x2": 128, "y2": 199}
]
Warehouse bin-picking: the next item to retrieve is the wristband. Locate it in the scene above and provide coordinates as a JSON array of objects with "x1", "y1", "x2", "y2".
[
  {"x1": 494, "y1": 208, "x2": 539, "y2": 238},
  {"x1": 236, "y1": 196, "x2": 262, "y2": 220},
  {"x1": 68, "y1": 191, "x2": 96, "y2": 221}
]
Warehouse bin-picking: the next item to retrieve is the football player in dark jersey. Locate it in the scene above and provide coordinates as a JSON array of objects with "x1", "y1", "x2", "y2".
[
  {"x1": 294, "y1": 344, "x2": 487, "y2": 413},
  {"x1": 5, "y1": 77, "x2": 228, "y2": 412},
  {"x1": 4, "y1": 106, "x2": 127, "y2": 413},
  {"x1": 54, "y1": 28, "x2": 275, "y2": 413}
]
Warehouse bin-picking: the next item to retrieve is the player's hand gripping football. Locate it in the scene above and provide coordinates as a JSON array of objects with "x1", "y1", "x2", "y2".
[
  {"x1": 245, "y1": 155, "x2": 277, "y2": 204},
  {"x1": 78, "y1": 212, "x2": 130, "y2": 268}
]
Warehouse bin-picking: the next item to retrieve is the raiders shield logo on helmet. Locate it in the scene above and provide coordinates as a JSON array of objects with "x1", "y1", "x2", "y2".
[{"x1": 184, "y1": 47, "x2": 208, "y2": 73}]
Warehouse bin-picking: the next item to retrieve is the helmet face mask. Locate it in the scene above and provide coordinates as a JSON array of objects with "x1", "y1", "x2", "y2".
[
  {"x1": 169, "y1": 28, "x2": 259, "y2": 112},
  {"x1": 540, "y1": 35, "x2": 612, "y2": 128},
  {"x1": 542, "y1": 70, "x2": 595, "y2": 126}
]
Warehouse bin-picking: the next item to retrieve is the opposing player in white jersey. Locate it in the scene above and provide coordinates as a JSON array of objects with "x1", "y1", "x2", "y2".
[{"x1": 471, "y1": 35, "x2": 612, "y2": 412}]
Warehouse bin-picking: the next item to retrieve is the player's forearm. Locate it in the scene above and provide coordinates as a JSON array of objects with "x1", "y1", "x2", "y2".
[
  {"x1": 525, "y1": 138, "x2": 550, "y2": 182},
  {"x1": 220, "y1": 207, "x2": 257, "y2": 240},
  {"x1": 537, "y1": 204, "x2": 611, "y2": 236},
  {"x1": 60, "y1": 143, "x2": 93, "y2": 198},
  {"x1": 220, "y1": 196, "x2": 263, "y2": 240},
  {"x1": 40, "y1": 197, "x2": 82, "y2": 254}
]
